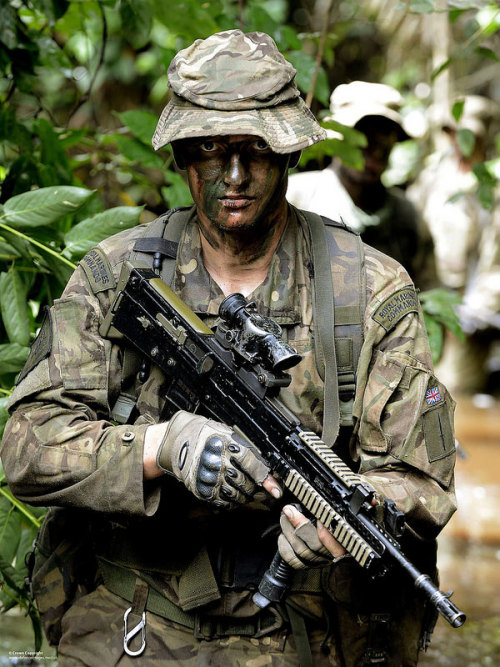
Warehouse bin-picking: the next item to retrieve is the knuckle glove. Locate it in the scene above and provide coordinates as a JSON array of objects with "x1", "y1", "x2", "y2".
[
  {"x1": 156, "y1": 410, "x2": 269, "y2": 508},
  {"x1": 278, "y1": 511, "x2": 331, "y2": 570}
]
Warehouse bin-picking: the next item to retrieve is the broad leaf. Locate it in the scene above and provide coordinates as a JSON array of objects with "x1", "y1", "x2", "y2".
[
  {"x1": 161, "y1": 172, "x2": 193, "y2": 209},
  {"x1": 0, "y1": 496, "x2": 22, "y2": 567},
  {"x1": 0, "y1": 269, "x2": 30, "y2": 347},
  {"x1": 115, "y1": 110, "x2": 159, "y2": 146},
  {"x1": 154, "y1": 1, "x2": 220, "y2": 39},
  {"x1": 120, "y1": 0, "x2": 154, "y2": 49},
  {"x1": 420, "y1": 289, "x2": 465, "y2": 342},
  {"x1": 116, "y1": 136, "x2": 163, "y2": 168},
  {"x1": 2, "y1": 186, "x2": 94, "y2": 229},
  {"x1": 64, "y1": 206, "x2": 143, "y2": 258},
  {"x1": 423, "y1": 313, "x2": 444, "y2": 365},
  {"x1": 0, "y1": 396, "x2": 9, "y2": 440},
  {"x1": 286, "y1": 51, "x2": 330, "y2": 107},
  {"x1": 0, "y1": 343, "x2": 30, "y2": 373}
]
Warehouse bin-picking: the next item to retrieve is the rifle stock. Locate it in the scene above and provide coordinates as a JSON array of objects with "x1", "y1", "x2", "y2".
[{"x1": 102, "y1": 262, "x2": 466, "y2": 629}]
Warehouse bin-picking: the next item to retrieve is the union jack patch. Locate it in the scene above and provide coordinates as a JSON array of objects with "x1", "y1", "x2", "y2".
[{"x1": 425, "y1": 386, "x2": 442, "y2": 405}]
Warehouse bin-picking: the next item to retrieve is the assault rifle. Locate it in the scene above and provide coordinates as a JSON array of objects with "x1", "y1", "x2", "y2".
[{"x1": 101, "y1": 262, "x2": 466, "y2": 629}]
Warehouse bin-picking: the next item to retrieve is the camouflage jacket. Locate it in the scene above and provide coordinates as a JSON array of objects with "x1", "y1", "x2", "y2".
[{"x1": 1, "y1": 205, "x2": 457, "y2": 616}]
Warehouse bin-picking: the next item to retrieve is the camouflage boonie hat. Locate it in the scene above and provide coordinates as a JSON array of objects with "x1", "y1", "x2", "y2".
[{"x1": 152, "y1": 30, "x2": 326, "y2": 154}]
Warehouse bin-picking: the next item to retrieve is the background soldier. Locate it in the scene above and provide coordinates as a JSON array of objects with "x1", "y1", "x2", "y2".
[
  {"x1": 1, "y1": 30, "x2": 457, "y2": 666},
  {"x1": 287, "y1": 81, "x2": 438, "y2": 291},
  {"x1": 408, "y1": 95, "x2": 500, "y2": 397}
]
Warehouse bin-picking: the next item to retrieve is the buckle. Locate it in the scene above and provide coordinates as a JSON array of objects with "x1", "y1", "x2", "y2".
[{"x1": 338, "y1": 371, "x2": 356, "y2": 401}]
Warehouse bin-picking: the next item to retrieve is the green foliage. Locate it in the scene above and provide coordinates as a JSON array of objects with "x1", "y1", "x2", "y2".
[{"x1": 420, "y1": 289, "x2": 465, "y2": 365}]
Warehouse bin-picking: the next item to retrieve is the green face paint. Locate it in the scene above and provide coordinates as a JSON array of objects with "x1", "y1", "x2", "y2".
[{"x1": 176, "y1": 135, "x2": 291, "y2": 238}]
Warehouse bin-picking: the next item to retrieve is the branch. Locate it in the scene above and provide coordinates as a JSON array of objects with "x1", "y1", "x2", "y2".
[
  {"x1": 0, "y1": 223, "x2": 77, "y2": 271},
  {"x1": 305, "y1": 0, "x2": 334, "y2": 108}
]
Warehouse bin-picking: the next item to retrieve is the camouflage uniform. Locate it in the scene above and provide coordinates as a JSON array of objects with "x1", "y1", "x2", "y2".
[{"x1": 1, "y1": 30, "x2": 457, "y2": 667}]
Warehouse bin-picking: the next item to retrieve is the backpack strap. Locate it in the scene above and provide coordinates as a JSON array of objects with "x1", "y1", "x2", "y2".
[
  {"x1": 130, "y1": 206, "x2": 191, "y2": 283},
  {"x1": 323, "y1": 216, "x2": 366, "y2": 430},
  {"x1": 305, "y1": 211, "x2": 341, "y2": 446},
  {"x1": 299, "y1": 209, "x2": 365, "y2": 444}
]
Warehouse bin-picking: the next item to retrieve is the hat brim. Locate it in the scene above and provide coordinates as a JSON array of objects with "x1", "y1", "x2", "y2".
[
  {"x1": 152, "y1": 95, "x2": 326, "y2": 154},
  {"x1": 325, "y1": 104, "x2": 410, "y2": 140}
]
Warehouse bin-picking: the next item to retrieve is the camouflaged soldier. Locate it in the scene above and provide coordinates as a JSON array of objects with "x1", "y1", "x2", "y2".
[{"x1": 1, "y1": 30, "x2": 457, "y2": 666}]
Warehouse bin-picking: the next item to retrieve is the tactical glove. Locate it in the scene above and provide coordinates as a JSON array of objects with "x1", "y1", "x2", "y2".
[
  {"x1": 278, "y1": 511, "x2": 332, "y2": 569},
  {"x1": 156, "y1": 410, "x2": 270, "y2": 508}
]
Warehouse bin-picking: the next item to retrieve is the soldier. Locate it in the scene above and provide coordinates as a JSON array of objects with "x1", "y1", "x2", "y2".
[
  {"x1": 1, "y1": 30, "x2": 457, "y2": 666},
  {"x1": 408, "y1": 95, "x2": 500, "y2": 395},
  {"x1": 287, "y1": 81, "x2": 438, "y2": 291}
]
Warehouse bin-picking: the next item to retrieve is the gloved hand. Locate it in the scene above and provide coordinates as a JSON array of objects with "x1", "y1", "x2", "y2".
[
  {"x1": 156, "y1": 410, "x2": 270, "y2": 508},
  {"x1": 278, "y1": 508, "x2": 332, "y2": 569}
]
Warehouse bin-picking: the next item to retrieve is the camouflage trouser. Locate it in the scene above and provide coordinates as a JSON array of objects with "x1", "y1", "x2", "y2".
[{"x1": 57, "y1": 585, "x2": 341, "y2": 666}]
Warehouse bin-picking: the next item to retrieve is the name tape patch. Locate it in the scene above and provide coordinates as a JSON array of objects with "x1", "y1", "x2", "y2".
[
  {"x1": 81, "y1": 247, "x2": 116, "y2": 293},
  {"x1": 372, "y1": 287, "x2": 419, "y2": 332}
]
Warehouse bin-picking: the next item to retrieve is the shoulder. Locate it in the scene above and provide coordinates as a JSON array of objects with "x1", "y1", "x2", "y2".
[
  {"x1": 61, "y1": 215, "x2": 171, "y2": 301},
  {"x1": 362, "y1": 243, "x2": 420, "y2": 332},
  {"x1": 364, "y1": 242, "x2": 413, "y2": 297}
]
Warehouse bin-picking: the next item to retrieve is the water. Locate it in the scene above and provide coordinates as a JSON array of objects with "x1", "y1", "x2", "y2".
[{"x1": 1, "y1": 396, "x2": 499, "y2": 665}]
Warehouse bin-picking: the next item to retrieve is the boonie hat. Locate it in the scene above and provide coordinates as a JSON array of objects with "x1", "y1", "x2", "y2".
[
  {"x1": 152, "y1": 30, "x2": 326, "y2": 154},
  {"x1": 326, "y1": 81, "x2": 410, "y2": 140}
]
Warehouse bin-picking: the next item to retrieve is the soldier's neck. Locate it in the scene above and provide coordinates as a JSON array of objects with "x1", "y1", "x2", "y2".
[{"x1": 198, "y1": 210, "x2": 287, "y2": 297}]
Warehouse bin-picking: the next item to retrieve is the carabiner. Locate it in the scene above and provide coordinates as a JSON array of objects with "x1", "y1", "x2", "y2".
[{"x1": 123, "y1": 606, "x2": 146, "y2": 657}]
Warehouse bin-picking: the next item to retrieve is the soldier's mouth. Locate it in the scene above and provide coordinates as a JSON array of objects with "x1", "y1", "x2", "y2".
[{"x1": 219, "y1": 195, "x2": 254, "y2": 209}]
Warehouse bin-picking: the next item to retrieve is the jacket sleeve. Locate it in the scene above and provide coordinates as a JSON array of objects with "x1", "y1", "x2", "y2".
[
  {"x1": 352, "y1": 249, "x2": 457, "y2": 541},
  {"x1": 0, "y1": 264, "x2": 161, "y2": 517}
]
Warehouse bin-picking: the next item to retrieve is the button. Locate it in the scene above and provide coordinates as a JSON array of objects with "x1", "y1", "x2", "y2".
[{"x1": 121, "y1": 431, "x2": 135, "y2": 443}]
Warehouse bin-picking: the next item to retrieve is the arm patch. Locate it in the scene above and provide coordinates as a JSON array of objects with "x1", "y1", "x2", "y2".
[
  {"x1": 80, "y1": 247, "x2": 116, "y2": 293},
  {"x1": 371, "y1": 287, "x2": 419, "y2": 332},
  {"x1": 16, "y1": 307, "x2": 52, "y2": 385}
]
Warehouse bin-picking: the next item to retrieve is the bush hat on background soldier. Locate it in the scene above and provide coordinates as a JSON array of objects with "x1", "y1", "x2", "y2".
[
  {"x1": 1, "y1": 30, "x2": 458, "y2": 667},
  {"x1": 287, "y1": 80, "x2": 438, "y2": 290}
]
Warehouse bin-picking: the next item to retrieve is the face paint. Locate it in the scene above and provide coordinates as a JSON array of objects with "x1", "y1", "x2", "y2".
[{"x1": 174, "y1": 135, "x2": 291, "y2": 240}]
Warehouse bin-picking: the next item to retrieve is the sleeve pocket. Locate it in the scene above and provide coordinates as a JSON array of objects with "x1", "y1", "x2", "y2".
[
  {"x1": 358, "y1": 349, "x2": 406, "y2": 454},
  {"x1": 395, "y1": 393, "x2": 456, "y2": 487},
  {"x1": 53, "y1": 295, "x2": 107, "y2": 390}
]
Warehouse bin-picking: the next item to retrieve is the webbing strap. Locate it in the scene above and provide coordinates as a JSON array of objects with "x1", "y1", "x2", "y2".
[
  {"x1": 305, "y1": 211, "x2": 340, "y2": 446},
  {"x1": 99, "y1": 558, "x2": 284, "y2": 640},
  {"x1": 286, "y1": 603, "x2": 313, "y2": 667}
]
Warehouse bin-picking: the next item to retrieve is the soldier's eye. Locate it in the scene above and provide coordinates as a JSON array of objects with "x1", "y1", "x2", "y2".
[
  {"x1": 253, "y1": 139, "x2": 270, "y2": 151},
  {"x1": 200, "y1": 141, "x2": 217, "y2": 152}
]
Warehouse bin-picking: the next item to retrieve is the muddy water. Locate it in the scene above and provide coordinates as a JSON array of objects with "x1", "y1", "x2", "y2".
[{"x1": 1, "y1": 397, "x2": 499, "y2": 665}]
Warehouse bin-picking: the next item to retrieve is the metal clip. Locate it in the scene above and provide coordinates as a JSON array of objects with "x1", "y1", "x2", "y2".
[{"x1": 123, "y1": 607, "x2": 146, "y2": 657}]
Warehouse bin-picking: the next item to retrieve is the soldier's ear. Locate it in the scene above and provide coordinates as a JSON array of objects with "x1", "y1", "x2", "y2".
[
  {"x1": 172, "y1": 142, "x2": 186, "y2": 170},
  {"x1": 289, "y1": 151, "x2": 301, "y2": 169}
]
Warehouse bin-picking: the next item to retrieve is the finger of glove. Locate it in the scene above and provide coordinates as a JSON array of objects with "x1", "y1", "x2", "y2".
[
  {"x1": 224, "y1": 466, "x2": 257, "y2": 502},
  {"x1": 229, "y1": 435, "x2": 269, "y2": 485},
  {"x1": 218, "y1": 482, "x2": 253, "y2": 506},
  {"x1": 278, "y1": 533, "x2": 308, "y2": 570},
  {"x1": 280, "y1": 513, "x2": 331, "y2": 564}
]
